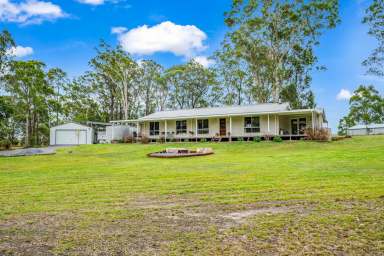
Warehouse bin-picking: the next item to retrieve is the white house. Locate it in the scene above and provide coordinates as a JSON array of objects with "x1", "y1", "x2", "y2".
[
  {"x1": 347, "y1": 123, "x2": 384, "y2": 136},
  {"x1": 50, "y1": 122, "x2": 94, "y2": 145},
  {"x1": 113, "y1": 103, "x2": 328, "y2": 142}
]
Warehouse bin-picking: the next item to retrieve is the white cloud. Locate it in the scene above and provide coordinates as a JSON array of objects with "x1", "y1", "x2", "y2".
[
  {"x1": 336, "y1": 89, "x2": 353, "y2": 101},
  {"x1": 193, "y1": 56, "x2": 215, "y2": 68},
  {"x1": 111, "y1": 26, "x2": 127, "y2": 34},
  {"x1": 7, "y1": 45, "x2": 34, "y2": 57},
  {"x1": 115, "y1": 21, "x2": 207, "y2": 57},
  {"x1": 77, "y1": 0, "x2": 125, "y2": 5},
  {"x1": 0, "y1": 0, "x2": 65, "y2": 24},
  {"x1": 77, "y1": 0, "x2": 104, "y2": 5}
]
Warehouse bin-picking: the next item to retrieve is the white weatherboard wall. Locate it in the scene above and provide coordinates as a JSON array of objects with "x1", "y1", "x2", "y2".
[
  {"x1": 50, "y1": 122, "x2": 93, "y2": 145},
  {"x1": 106, "y1": 125, "x2": 136, "y2": 142}
]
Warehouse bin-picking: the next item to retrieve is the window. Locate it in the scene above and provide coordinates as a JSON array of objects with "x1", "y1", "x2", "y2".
[
  {"x1": 176, "y1": 120, "x2": 187, "y2": 134},
  {"x1": 197, "y1": 119, "x2": 209, "y2": 134},
  {"x1": 244, "y1": 117, "x2": 260, "y2": 133},
  {"x1": 149, "y1": 122, "x2": 159, "y2": 136}
]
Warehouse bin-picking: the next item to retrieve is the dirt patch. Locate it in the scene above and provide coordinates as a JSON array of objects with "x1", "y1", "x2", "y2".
[{"x1": 222, "y1": 206, "x2": 294, "y2": 222}]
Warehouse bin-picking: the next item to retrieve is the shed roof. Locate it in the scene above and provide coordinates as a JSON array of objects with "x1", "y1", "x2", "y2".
[
  {"x1": 348, "y1": 123, "x2": 384, "y2": 130},
  {"x1": 50, "y1": 122, "x2": 91, "y2": 129}
]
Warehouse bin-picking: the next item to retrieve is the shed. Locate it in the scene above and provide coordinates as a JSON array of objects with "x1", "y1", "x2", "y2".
[
  {"x1": 347, "y1": 123, "x2": 384, "y2": 136},
  {"x1": 50, "y1": 122, "x2": 94, "y2": 145}
]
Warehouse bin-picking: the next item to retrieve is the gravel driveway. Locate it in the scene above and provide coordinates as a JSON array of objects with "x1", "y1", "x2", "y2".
[{"x1": 0, "y1": 146, "x2": 68, "y2": 157}]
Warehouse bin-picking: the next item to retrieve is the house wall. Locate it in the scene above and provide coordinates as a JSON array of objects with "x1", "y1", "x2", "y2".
[
  {"x1": 140, "y1": 112, "x2": 325, "y2": 139},
  {"x1": 141, "y1": 114, "x2": 286, "y2": 139},
  {"x1": 105, "y1": 125, "x2": 136, "y2": 142}
]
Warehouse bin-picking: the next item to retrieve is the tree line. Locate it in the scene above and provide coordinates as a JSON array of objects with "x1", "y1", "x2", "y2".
[{"x1": 2, "y1": 0, "x2": 381, "y2": 147}]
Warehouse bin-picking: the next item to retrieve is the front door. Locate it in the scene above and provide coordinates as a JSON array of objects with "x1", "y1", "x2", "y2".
[
  {"x1": 291, "y1": 118, "x2": 307, "y2": 135},
  {"x1": 291, "y1": 119, "x2": 298, "y2": 135},
  {"x1": 219, "y1": 118, "x2": 226, "y2": 136}
]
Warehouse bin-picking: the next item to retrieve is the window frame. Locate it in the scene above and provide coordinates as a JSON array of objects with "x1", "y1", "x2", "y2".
[
  {"x1": 149, "y1": 122, "x2": 160, "y2": 136},
  {"x1": 244, "y1": 116, "x2": 260, "y2": 133},
  {"x1": 197, "y1": 119, "x2": 209, "y2": 135},
  {"x1": 176, "y1": 120, "x2": 187, "y2": 134}
]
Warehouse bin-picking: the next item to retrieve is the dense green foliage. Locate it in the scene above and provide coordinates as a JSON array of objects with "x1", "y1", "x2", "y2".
[
  {"x1": 221, "y1": 0, "x2": 339, "y2": 108},
  {"x1": 0, "y1": 136, "x2": 383, "y2": 254},
  {"x1": 363, "y1": 0, "x2": 384, "y2": 76}
]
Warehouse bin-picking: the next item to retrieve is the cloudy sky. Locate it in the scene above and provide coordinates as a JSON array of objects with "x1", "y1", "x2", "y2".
[{"x1": 1, "y1": 0, "x2": 383, "y2": 131}]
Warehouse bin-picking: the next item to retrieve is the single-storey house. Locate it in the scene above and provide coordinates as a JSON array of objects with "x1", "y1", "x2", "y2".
[
  {"x1": 347, "y1": 123, "x2": 384, "y2": 136},
  {"x1": 113, "y1": 103, "x2": 328, "y2": 142}
]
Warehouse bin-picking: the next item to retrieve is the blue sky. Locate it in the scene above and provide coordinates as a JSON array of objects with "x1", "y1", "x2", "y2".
[{"x1": 1, "y1": 0, "x2": 383, "y2": 132}]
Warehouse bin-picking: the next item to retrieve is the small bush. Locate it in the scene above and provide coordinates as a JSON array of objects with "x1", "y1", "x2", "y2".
[
  {"x1": 253, "y1": 136, "x2": 261, "y2": 142},
  {"x1": 237, "y1": 137, "x2": 244, "y2": 142},
  {"x1": 200, "y1": 138, "x2": 207, "y2": 142},
  {"x1": 141, "y1": 136, "x2": 150, "y2": 144},
  {"x1": 183, "y1": 139, "x2": 189, "y2": 142},
  {"x1": 305, "y1": 128, "x2": 330, "y2": 141},
  {"x1": 273, "y1": 136, "x2": 283, "y2": 142},
  {"x1": 0, "y1": 139, "x2": 12, "y2": 150},
  {"x1": 123, "y1": 135, "x2": 134, "y2": 143}
]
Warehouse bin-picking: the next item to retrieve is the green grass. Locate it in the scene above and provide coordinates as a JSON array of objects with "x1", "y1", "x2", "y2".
[{"x1": 0, "y1": 136, "x2": 383, "y2": 255}]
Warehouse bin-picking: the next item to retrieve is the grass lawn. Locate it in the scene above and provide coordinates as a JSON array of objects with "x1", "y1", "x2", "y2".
[{"x1": 0, "y1": 136, "x2": 383, "y2": 255}]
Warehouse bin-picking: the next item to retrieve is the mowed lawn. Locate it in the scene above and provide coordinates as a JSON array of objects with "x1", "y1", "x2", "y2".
[{"x1": 0, "y1": 136, "x2": 383, "y2": 255}]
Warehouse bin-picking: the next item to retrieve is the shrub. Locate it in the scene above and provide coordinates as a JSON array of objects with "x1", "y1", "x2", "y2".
[
  {"x1": 200, "y1": 138, "x2": 207, "y2": 142},
  {"x1": 0, "y1": 139, "x2": 12, "y2": 150},
  {"x1": 273, "y1": 136, "x2": 283, "y2": 142},
  {"x1": 123, "y1": 135, "x2": 134, "y2": 143},
  {"x1": 305, "y1": 128, "x2": 331, "y2": 141},
  {"x1": 141, "y1": 136, "x2": 150, "y2": 144},
  {"x1": 237, "y1": 137, "x2": 244, "y2": 142},
  {"x1": 253, "y1": 136, "x2": 261, "y2": 142},
  {"x1": 183, "y1": 139, "x2": 189, "y2": 142}
]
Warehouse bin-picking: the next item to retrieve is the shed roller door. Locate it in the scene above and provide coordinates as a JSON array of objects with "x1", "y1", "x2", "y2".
[{"x1": 56, "y1": 130, "x2": 87, "y2": 145}]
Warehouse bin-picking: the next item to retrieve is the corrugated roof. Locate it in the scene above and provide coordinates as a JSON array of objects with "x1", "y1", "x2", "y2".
[
  {"x1": 348, "y1": 123, "x2": 384, "y2": 130},
  {"x1": 139, "y1": 103, "x2": 295, "y2": 121}
]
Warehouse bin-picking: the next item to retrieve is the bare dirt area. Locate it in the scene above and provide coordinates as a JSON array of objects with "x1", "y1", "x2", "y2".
[{"x1": 1, "y1": 196, "x2": 382, "y2": 255}]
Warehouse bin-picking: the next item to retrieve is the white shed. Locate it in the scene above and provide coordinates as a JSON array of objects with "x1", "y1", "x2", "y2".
[
  {"x1": 347, "y1": 123, "x2": 384, "y2": 136},
  {"x1": 50, "y1": 122, "x2": 94, "y2": 145}
]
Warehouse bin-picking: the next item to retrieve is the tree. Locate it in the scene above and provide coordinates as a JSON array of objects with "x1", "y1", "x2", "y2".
[
  {"x1": 363, "y1": 0, "x2": 384, "y2": 76},
  {"x1": 0, "y1": 30, "x2": 14, "y2": 75},
  {"x1": 223, "y1": 0, "x2": 339, "y2": 107},
  {"x1": 62, "y1": 76, "x2": 105, "y2": 123},
  {"x1": 166, "y1": 60, "x2": 217, "y2": 110},
  {"x1": 4, "y1": 61, "x2": 54, "y2": 146},
  {"x1": 214, "y1": 47, "x2": 252, "y2": 105},
  {"x1": 47, "y1": 68, "x2": 67, "y2": 126},
  {"x1": 338, "y1": 85, "x2": 384, "y2": 134},
  {"x1": 140, "y1": 60, "x2": 164, "y2": 115},
  {"x1": 90, "y1": 42, "x2": 141, "y2": 120},
  {"x1": 0, "y1": 96, "x2": 20, "y2": 148}
]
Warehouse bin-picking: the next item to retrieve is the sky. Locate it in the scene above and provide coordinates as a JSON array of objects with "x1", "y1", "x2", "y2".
[{"x1": 1, "y1": 0, "x2": 383, "y2": 132}]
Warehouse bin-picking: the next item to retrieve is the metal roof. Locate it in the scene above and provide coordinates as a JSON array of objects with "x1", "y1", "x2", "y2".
[
  {"x1": 139, "y1": 103, "x2": 289, "y2": 121},
  {"x1": 136, "y1": 103, "x2": 324, "y2": 121},
  {"x1": 348, "y1": 123, "x2": 384, "y2": 130},
  {"x1": 50, "y1": 121, "x2": 91, "y2": 129}
]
